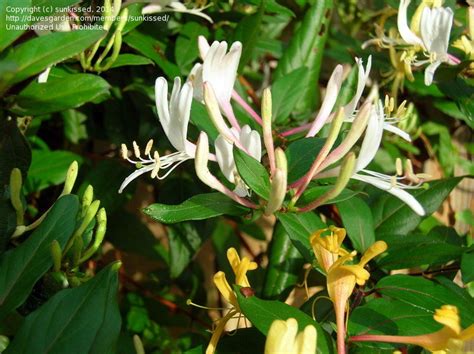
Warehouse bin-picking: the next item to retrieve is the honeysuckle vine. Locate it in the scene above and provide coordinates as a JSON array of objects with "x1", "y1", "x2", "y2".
[{"x1": 119, "y1": 34, "x2": 428, "y2": 216}]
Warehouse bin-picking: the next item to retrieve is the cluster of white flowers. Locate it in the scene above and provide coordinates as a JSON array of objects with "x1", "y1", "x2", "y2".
[{"x1": 119, "y1": 33, "x2": 427, "y2": 216}]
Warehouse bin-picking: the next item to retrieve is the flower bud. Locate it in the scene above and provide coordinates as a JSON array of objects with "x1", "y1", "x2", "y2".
[
  {"x1": 60, "y1": 161, "x2": 78, "y2": 196},
  {"x1": 50, "y1": 240, "x2": 62, "y2": 272},
  {"x1": 265, "y1": 168, "x2": 287, "y2": 215},
  {"x1": 10, "y1": 168, "x2": 24, "y2": 225}
]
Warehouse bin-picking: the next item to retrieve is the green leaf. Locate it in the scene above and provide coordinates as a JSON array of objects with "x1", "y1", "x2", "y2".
[
  {"x1": 298, "y1": 185, "x2": 359, "y2": 206},
  {"x1": 190, "y1": 100, "x2": 219, "y2": 141},
  {"x1": 0, "y1": 195, "x2": 79, "y2": 320},
  {"x1": 167, "y1": 222, "x2": 208, "y2": 278},
  {"x1": 285, "y1": 137, "x2": 325, "y2": 184},
  {"x1": 349, "y1": 298, "x2": 441, "y2": 339},
  {"x1": 278, "y1": 212, "x2": 325, "y2": 262},
  {"x1": 234, "y1": 148, "x2": 271, "y2": 200},
  {"x1": 175, "y1": 22, "x2": 208, "y2": 70},
  {"x1": 10, "y1": 73, "x2": 110, "y2": 116},
  {"x1": 143, "y1": 193, "x2": 249, "y2": 223},
  {"x1": 373, "y1": 177, "x2": 463, "y2": 235},
  {"x1": 109, "y1": 54, "x2": 154, "y2": 68},
  {"x1": 0, "y1": 30, "x2": 105, "y2": 92},
  {"x1": 461, "y1": 250, "x2": 474, "y2": 283},
  {"x1": 262, "y1": 223, "x2": 304, "y2": 300},
  {"x1": 376, "y1": 275, "x2": 474, "y2": 328},
  {"x1": 123, "y1": 29, "x2": 180, "y2": 78},
  {"x1": 378, "y1": 227, "x2": 464, "y2": 270},
  {"x1": 233, "y1": 1, "x2": 265, "y2": 70},
  {"x1": 273, "y1": 0, "x2": 333, "y2": 114},
  {"x1": 5, "y1": 262, "x2": 121, "y2": 354},
  {"x1": 272, "y1": 67, "x2": 309, "y2": 123},
  {"x1": 337, "y1": 196, "x2": 375, "y2": 252},
  {"x1": 26, "y1": 150, "x2": 83, "y2": 192},
  {"x1": 0, "y1": 0, "x2": 32, "y2": 51},
  {"x1": 0, "y1": 118, "x2": 31, "y2": 186},
  {"x1": 62, "y1": 109, "x2": 88, "y2": 144},
  {"x1": 236, "y1": 290, "x2": 334, "y2": 354}
]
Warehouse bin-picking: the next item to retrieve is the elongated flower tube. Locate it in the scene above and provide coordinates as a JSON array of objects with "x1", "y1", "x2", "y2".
[
  {"x1": 351, "y1": 305, "x2": 474, "y2": 353},
  {"x1": 189, "y1": 37, "x2": 242, "y2": 130},
  {"x1": 195, "y1": 132, "x2": 257, "y2": 209},
  {"x1": 264, "y1": 318, "x2": 317, "y2": 354},
  {"x1": 343, "y1": 56, "x2": 372, "y2": 119},
  {"x1": 310, "y1": 226, "x2": 348, "y2": 273},
  {"x1": 262, "y1": 88, "x2": 275, "y2": 173},
  {"x1": 204, "y1": 248, "x2": 257, "y2": 354},
  {"x1": 327, "y1": 241, "x2": 388, "y2": 354}
]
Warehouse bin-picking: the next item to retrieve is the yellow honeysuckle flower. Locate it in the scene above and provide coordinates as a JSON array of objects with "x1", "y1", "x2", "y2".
[
  {"x1": 205, "y1": 247, "x2": 257, "y2": 354},
  {"x1": 264, "y1": 318, "x2": 317, "y2": 354},
  {"x1": 310, "y1": 226, "x2": 348, "y2": 272},
  {"x1": 351, "y1": 305, "x2": 474, "y2": 353},
  {"x1": 320, "y1": 233, "x2": 387, "y2": 354}
]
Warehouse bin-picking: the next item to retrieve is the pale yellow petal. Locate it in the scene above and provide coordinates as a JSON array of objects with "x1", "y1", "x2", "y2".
[
  {"x1": 295, "y1": 324, "x2": 317, "y2": 354},
  {"x1": 434, "y1": 305, "x2": 461, "y2": 336},
  {"x1": 213, "y1": 271, "x2": 237, "y2": 307}
]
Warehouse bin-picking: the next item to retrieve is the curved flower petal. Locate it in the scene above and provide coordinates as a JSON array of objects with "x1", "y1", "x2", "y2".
[{"x1": 398, "y1": 0, "x2": 424, "y2": 46}]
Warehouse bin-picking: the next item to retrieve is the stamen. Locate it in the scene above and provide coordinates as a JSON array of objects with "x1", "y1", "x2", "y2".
[
  {"x1": 145, "y1": 139, "x2": 154, "y2": 156},
  {"x1": 396, "y1": 158, "x2": 403, "y2": 175},
  {"x1": 132, "y1": 141, "x2": 140, "y2": 158},
  {"x1": 186, "y1": 299, "x2": 227, "y2": 311},
  {"x1": 120, "y1": 143, "x2": 128, "y2": 159}
]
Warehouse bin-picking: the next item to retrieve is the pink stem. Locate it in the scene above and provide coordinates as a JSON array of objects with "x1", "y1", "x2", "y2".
[
  {"x1": 221, "y1": 101, "x2": 241, "y2": 132},
  {"x1": 232, "y1": 90, "x2": 263, "y2": 125},
  {"x1": 447, "y1": 53, "x2": 461, "y2": 65},
  {"x1": 280, "y1": 123, "x2": 312, "y2": 137}
]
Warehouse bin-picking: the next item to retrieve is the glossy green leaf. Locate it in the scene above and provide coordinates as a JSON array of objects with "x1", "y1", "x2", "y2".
[
  {"x1": 5, "y1": 262, "x2": 121, "y2": 354},
  {"x1": 278, "y1": 212, "x2": 325, "y2": 262},
  {"x1": 0, "y1": 195, "x2": 79, "y2": 320},
  {"x1": 273, "y1": 0, "x2": 333, "y2": 114},
  {"x1": 26, "y1": 150, "x2": 83, "y2": 192},
  {"x1": 461, "y1": 249, "x2": 474, "y2": 283},
  {"x1": 272, "y1": 67, "x2": 309, "y2": 123},
  {"x1": 123, "y1": 29, "x2": 180, "y2": 78},
  {"x1": 0, "y1": 0, "x2": 31, "y2": 51},
  {"x1": 0, "y1": 30, "x2": 105, "y2": 92},
  {"x1": 175, "y1": 22, "x2": 208, "y2": 70},
  {"x1": 143, "y1": 193, "x2": 249, "y2": 223},
  {"x1": 236, "y1": 290, "x2": 334, "y2": 354},
  {"x1": 168, "y1": 222, "x2": 208, "y2": 278},
  {"x1": 262, "y1": 223, "x2": 304, "y2": 300},
  {"x1": 285, "y1": 137, "x2": 325, "y2": 184},
  {"x1": 337, "y1": 196, "x2": 375, "y2": 252},
  {"x1": 378, "y1": 227, "x2": 464, "y2": 270},
  {"x1": 110, "y1": 54, "x2": 154, "y2": 68},
  {"x1": 373, "y1": 177, "x2": 463, "y2": 235},
  {"x1": 11, "y1": 73, "x2": 110, "y2": 116},
  {"x1": 376, "y1": 275, "x2": 474, "y2": 327},
  {"x1": 234, "y1": 148, "x2": 271, "y2": 200},
  {"x1": 298, "y1": 185, "x2": 359, "y2": 206},
  {"x1": 0, "y1": 118, "x2": 31, "y2": 186}
]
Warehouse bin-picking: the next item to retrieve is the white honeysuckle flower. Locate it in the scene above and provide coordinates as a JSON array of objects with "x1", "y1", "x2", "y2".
[
  {"x1": 306, "y1": 64, "x2": 344, "y2": 137},
  {"x1": 188, "y1": 37, "x2": 242, "y2": 128},
  {"x1": 195, "y1": 132, "x2": 257, "y2": 208},
  {"x1": 352, "y1": 101, "x2": 425, "y2": 215},
  {"x1": 119, "y1": 77, "x2": 197, "y2": 193},
  {"x1": 141, "y1": 0, "x2": 213, "y2": 23},
  {"x1": 215, "y1": 125, "x2": 262, "y2": 197},
  {"x1": 155, "y1": 76, "x2": 195, "y2": 156},
  {"x1": 397, "y1": 0, "x2": 455, "y2": 85},
  {"x1": 344, "y1": 56, "x2": 372, "y2": 118},
  {"x1": 398, "y1": 0, "x2": 425, "y2": 46},
  {"x1": 420, "y1": 6, "x2": 454, "y2": 85}
]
